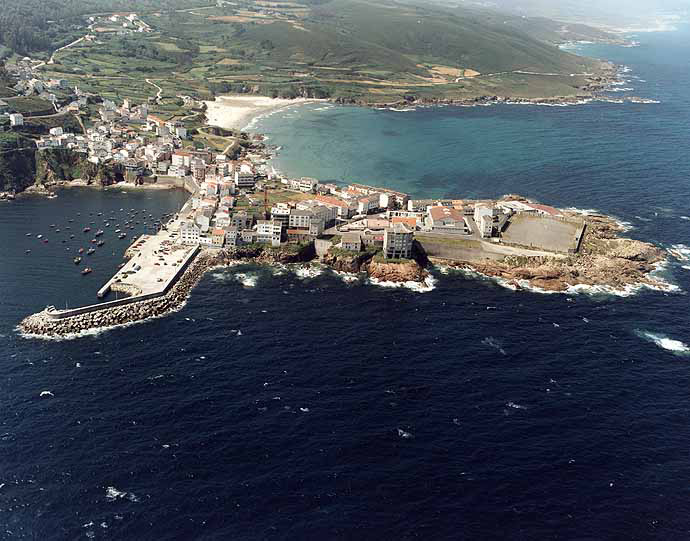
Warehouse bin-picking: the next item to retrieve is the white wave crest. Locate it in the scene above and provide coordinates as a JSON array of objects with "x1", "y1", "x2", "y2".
[
  {"x1": 234, "y1": 272, "x2": 258, "y2": 287},
  {"x1": 668, "y1": 244, "x2": 690, "y2": 262},
  {"x1": 368, "y1": 274, "x2": 437, "y2": 293},
  {"x1": 105, "y1": 486, "x2": 139, "y2": 502},
  {"x1": 292, "y1": 265, "x2": 324, "y2": 279},
  {"x1": 506, "y1": 402, "x2": 527, "y2": 410},
  {"x1": 636, "y1": 331, "x2": 690, "y2": 355}
]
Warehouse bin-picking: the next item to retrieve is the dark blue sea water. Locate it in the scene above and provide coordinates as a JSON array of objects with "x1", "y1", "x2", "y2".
[{"x1": 2, "y1": 26, "x2": 690, "y2": 540}]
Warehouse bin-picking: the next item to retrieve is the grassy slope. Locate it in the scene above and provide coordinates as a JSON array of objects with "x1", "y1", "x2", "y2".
[{"x1": 36, "y1": 0, "x2": 609, "y2": 105}]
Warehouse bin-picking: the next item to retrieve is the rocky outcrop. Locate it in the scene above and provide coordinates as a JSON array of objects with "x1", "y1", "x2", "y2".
[
  {"x1": 229, "y1": 243, "x2": 315, "y2": 264},
  {"x1": 321, "y1": 249, "x2": 374, "y2": 273},
  {"x1": 366, "y1": 259, "x2": 429, "y2": 283},
  {"x1": 0, "y1": 144, "x2": 124, "y2": 195},
  {"x1": 35, "y1": 148, "x2": 124, "y2": 188},
  {"x1": 436, "y1": 217, "x2": 666, "y2": 293}
]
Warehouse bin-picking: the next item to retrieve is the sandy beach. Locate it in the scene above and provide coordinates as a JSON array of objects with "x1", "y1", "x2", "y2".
[{"x1": 204, "y1": 95, "x2": 323, "y2": 131}]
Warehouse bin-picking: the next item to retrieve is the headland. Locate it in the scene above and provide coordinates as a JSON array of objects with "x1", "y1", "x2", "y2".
[{"x1": 18, "y1": 148, "x2": 671, "y2": 338}]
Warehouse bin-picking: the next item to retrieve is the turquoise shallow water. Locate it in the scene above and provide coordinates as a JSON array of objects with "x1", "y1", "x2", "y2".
[
  {"x1": 1, "y1": 25, "x2": 690, "y2": 540},
  {"x1": 253, "y1": 26, "x2": 690, "y2": 245}
]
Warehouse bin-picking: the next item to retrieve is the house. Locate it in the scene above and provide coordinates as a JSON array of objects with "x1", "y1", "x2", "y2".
[
  {"x1": 230, "y1": 211, "x2": 252, "y2": 230},
  {"x1": 211, "y1": 228, "x2": 225, "y2": 248},
  {"x1": 341, "y1": 232, "x2": 362, "y2": 252},
  {"x1": 383, "y1": 223, "x2": 414, "y2": 259},
  {"x1": 195, "y1": 210, "x2": 211, "y2": 233},
  {"x1": 315, "y1": 194, "x2": 357, "y2": 219},
  {"x1": 256, "y1": 220, "x2": 282, "y2": 247},
  {"x1": 357, "y1": 194, "x2": 380, "y2": 215},
  {"x1": 234, "y1": 163, "x2": 256, "y2": 189},
  {"x1": 9, "y1": 114, "x2": 23, "y2": 127},
  {"x1": 240, "y1": 229, "x2": 257, "y2": 244},
  {"x1": 473, "y1": 204, "x2": 500, "y2": 238},
  {"x1": 288, "y1": 177, "x2": 318, "y2": 193},
  {"x1": 179, "y1": 221, "x2": 201, "y2": 245},
  {"x1": 224, "y1": 226, "x2": 239, "y2": 247},
  {"x1": 271, "y1": 202, "x2": 292, "y2": 226},
  {"x1": 288, "y1": 210, "x2": 312, "y2": 230},
  {"x1": 428, "y1": 206, "x2": 470, "y2": 235}
]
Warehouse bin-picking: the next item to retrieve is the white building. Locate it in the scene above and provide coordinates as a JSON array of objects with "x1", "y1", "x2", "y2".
[
  {"x1": 9, "y1": 114, "x2": 23, "y2": 127},
  {"x1": 256, "y1": 220, "x2": 282, "y2": 247},
  {"x1": 234, "y1": 163, "x2": 256, "y2": 189},
  {"x1": 474, "y1": 204, "x2": 499, "y2": 238},
  {"x1": 179, "y1": 221, "x2": 201, "y2": 245},
  {"x1": 383, "y1": 223, "x2": 414, "y2": 259}
]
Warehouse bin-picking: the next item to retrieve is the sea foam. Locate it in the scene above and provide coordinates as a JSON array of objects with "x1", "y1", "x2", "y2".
[{"x1": 636, "y1": 331, "x2": 690, "y2": 355}]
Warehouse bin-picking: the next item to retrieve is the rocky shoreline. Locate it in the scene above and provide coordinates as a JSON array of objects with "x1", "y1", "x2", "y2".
[
  {"x1": 433, "y1": 213, "x2": 669, "y2": 294},
  {"x1": 18, "y1": 242, "x2": 432, "y2": 338},
  {"x1": 17, "y1": 200, "x2": 673, "y2": 339}
]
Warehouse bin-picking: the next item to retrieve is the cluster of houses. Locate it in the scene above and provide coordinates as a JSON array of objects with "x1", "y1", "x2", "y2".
[{"x1": 174, "y1": 176, "x2": 419, "y2": 259}]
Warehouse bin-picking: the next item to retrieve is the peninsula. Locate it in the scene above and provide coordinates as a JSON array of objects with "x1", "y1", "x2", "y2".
[{"x1": 17, "y1": 108, "x2": 668, "y2": 337}]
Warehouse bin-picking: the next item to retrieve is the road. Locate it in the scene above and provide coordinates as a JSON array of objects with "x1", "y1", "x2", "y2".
[{"x1": 145, "y1": 79, "x2": 163, "y2": 102}]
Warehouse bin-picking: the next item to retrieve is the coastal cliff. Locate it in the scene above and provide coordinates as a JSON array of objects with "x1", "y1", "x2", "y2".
[
  {"x1": 322, "y1": 248, "x2": 429, "y2": 283},
  {"x1": 0, "y1": 144, "x2": 124, "y2": 195}
]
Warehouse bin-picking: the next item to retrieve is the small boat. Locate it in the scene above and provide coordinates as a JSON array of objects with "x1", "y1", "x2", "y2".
[
  {"x1": 115, "y1": 229, "x2": 121, "y2": 233},
  {"x1": 78, "y1": 248, "x2": 84, "y2": 254},
  {"x1": 26, "y1": 233, "x2": 32, "y2": 237},
  {"x1": 70, "y1": 235, "x2": 75, "y2": 239},
  {"x1": 87, "y1": 248, "x2": 96, "y2": 255},
  {"x1": 83, "y1": 227, "x2": 91, "y2": 233},
  {"x1": 25, "y1": 249, "x2": 31, "y2": 254},
  {"x1": 50, "y1": 224, "x2": 56, "y2": 228},
  {"x1": 97, "y1": 240, "x2": 105, "y2": 247},
  {"x1": 73, "y1": 257, "x2": 82, "y2": 264},
  {"x1": 43, "y1": 239, "x2": 48, "y2": 243},
  {"x1": 55, "y1": 229, "x2": 60, "y2": 233},
  {"x1": 37, "y1": 234, "x2": 43, "y2": 239},
  {"x1": 95, "y1": 230, "x2": 104, "y2": 237},
  {"x1": 68, "y1": 219, "x2": 74, "y2": 223},
  {"x1": 118, "y1": 233, "x2": 127, "y2": 239},
  {"x1": 105, "y1": 223, "x2": 110, "y2": 227},
  {"x1": 81, "y1": 267, "x2": 92, "y2": 275}
]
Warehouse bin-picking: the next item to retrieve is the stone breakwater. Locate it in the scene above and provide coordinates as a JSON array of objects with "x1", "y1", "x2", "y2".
[
  {"x1": 19, "y1": 250, "x2": 221, "y2": 338},
  {"x1": 18, "y1": 245, "x2": 315, "y2": 338}
]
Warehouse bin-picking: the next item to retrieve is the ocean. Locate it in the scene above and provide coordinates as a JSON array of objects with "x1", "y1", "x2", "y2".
[{"x1": 2, "y1": 25, "x2": 690, "y2": 540}]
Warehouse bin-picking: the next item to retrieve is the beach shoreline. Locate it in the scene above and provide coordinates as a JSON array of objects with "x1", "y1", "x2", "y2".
[{"x1": 204, "y1": 95, "x2": 324, "y2": 132}]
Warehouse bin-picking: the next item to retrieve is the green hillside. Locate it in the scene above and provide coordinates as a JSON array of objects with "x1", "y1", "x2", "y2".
[{"x1": 11, "y1": 0, "x2": 613, "y2": 103}]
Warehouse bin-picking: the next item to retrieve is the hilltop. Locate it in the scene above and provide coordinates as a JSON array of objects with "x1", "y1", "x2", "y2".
[{"x1": 0, "y1": 0, "x2": 619, "y2": 104}]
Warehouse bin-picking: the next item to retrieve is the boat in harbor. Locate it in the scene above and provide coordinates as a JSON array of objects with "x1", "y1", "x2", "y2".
[
  {"x1": 115, "y1": 229, "x2": 121, "y2": 233},
  {"x1": 26, "y1": 233, "x2": 31, "y2": 237},
  {"x1": 37, "y1": 234, "x2": 42, "y2": 239},
  {"x1": 83, "y1": 227, "x2": 91, "y2": 233},
  {"x1": 118, "y1": 233, "x2": 127, "y2": 239},
  {"x1": 81, "y1": 267, "x2": 92, "y2": 275},
  {"x1": 78, "y1": 248, "x2": 84, "y2": 254},
  {"x1": 74, "y1": 257, "x2": 82, "y2": 264},
  {"x1": 87, "y1": 248, "x2": 96, "y2": 255},
  {"x1": 97, "y1": 240, "x2": 105, "y2": 247},
  {"x1": 95, "y1": 230, "x2": 104, "y2": 237}
]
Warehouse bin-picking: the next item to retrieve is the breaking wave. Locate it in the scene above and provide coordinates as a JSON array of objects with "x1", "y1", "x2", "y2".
[{"x1": 636, "y1": 330, "x2": 690, "y2": 355}]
